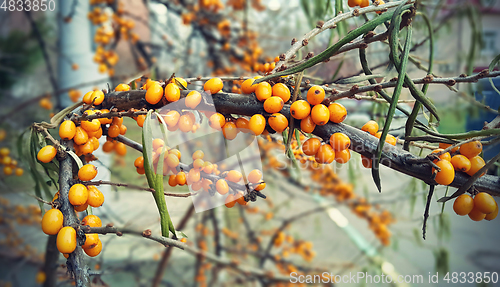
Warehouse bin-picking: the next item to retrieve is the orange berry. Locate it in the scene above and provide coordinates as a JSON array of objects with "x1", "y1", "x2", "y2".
[
  {"x1": 272, "y1": 83, "x2": 291, "y2": 102},
  {"x1": 59, "y1": 120, "x2": 77, "y2": 140},
  {"x1": 74, "y1": 127, "x2": 89, "y2": 145},
  {"x1": 328, "y1": 103, "x2": 347, "y2": 123},
  {"x1": 330, "y1": 133, "x2": 350, "y2": 151},
  {"x1": 82, "y1": 214, "x2": 102, "y2": 227},
  {"x1": 102, "y1": 141, "x2": 114, "y2": 153},
  {"x1": 57, "y1": 226, "x2": 77, "y2": 254},
  {"x1": 165, "y1": 83, "x2": 181, "y2": 102},
  {"x1": 168, "y1": 175, "x2": 177, "y2": 187},
  {"x1": 249, "y1": 114, "x2": 266, "y2": 136},
  {"x1": 84, "y1": 239, "x2": 102, "y2": 257},
  {"x1": 467, "y1": 156, "x2": 486, "y2": 177},
  {"x1": 315, "y1": 144, "x2": 335, "y2": 164},
  {"x1": 310, "y1": 104, "x2": 329, "y2": 125},
  {"x1": 192, "y1": 150, "x2": 204, "y2": 160},
  {"x1": 474, "y1": 192, "x2": 496, "y2": 214},
  {"x1": 348, "y1": 0, "x2": 361, "y2": 7},
  {"x1": 433, "y1": 160, "x2": 455, "y2": 185},
  {"x1": 307, "y1": 86, "x2": 325, "y2": 105},
  {"x1": 91, "y1": 91, "x2": 105, "y2": 105},
  {"x1": 178, "y1": 113, "x2": 195, "y2": 133},
  {"x1": 136, "y1": 167, "x2": 145, "y2": 174},
  {"x1": 112, "y1": 116, "x2": 123, "y2": 126},
  {"x1": 361, "y1": 155, "x2": 372, "y2": 168},
  {"x1": 241, "y1": 78, "x2": 257, "y2": 94},
  {"x1": 169, "y1": 149, "x2": 182, "y2": 159},
  {"x1": 334, "y1": 149, "x2": 351, "y2": 164},
  {"x1": 485, "y1": 202, "x2": 498, "y2": 221},
  {"x1": 255, "y1": 182, "x2": 266, "y2": 191},
  {"x1": 164, "y1": 110, "x2": 180, "y2": 127},
  {"x1": 114, "y1": 142, "x2": 127, "y2": 156},
  {"x1": 209, "y1": 113, "x2": 226, "y2": 130},
  {"x1": 302, "y1": 138, "x2": 321, "y2": 156},
  {"x1": 119, "y1": 124, "x2": 127, "y2": 135},
  {"x1": 468, "y1": 206, "x2": 486, "y2": 221},
  {"x1": 453, "y1": 194, "x2": 474, "y2": 216},
  {"x1": 69, "y1": 184, "x2": 89, "y2": 206},
  {"x1": 165, "y1": 153, "x2": 180, "y2": 168},
  {"x1": 170, "y1": 77, "x2": 187, "y2": 88},
  {"x1": 290, "y1": 100, "x2": 311, "y2": 120},
  {"x1": 107, "y1": 124, "x2": 120, "y2": 138},
  {"x1": 247, "y1": 169, "x2": 262, "y2": 184},
  {"x1": 193, "y1": 158, "x2": 204, "y2": 169},
  {"x1": 268, "y1": 113, "x2": 288, "y2": 133},
  {"x1": 226, "y1": 170, "x2": 242, "y2": 182},
  {"x1": 185, "y1": 91, "x2": 202, "y2": 109},
  {"x1": 431, "y1": 149, "x2": 451, "y2": 162},
  {"x1": 204, "y1": 78, "x2": 223, "y2": 94},
  {"x1": 360, "y1": 0, "x2": 369, "y2": 8},
  {"x1": 97, "y1": 109, "x2": 113, "y2": 125},
  {"x1": 134, "y1": 156, "x2": 144, "y2": 168},
  {"x1": 78, "y1": 164, "x2": 98, "y2": 181},
  {"x1": 255, "y1": 82, "x2": 272, "y2": 101},
  {"x1": 222, "y1": 122, "x2": 238, "y2": 140},
  {"x1": 137, "y1": 115, "x2": 146, "y2": 127},
  {"x1": 216, "y1": 179, "x2": 229, "y2": 195},
  {"x1": 361, "y1": 120, "x2": 378, "y2": 135},
  {"x1": 87, "y1": 186, "x2": 104, "y2": 207},
  {"x1": 300, "y1": 116, "x2": 316, "y2": 133},
  {"x1": 176, "y1": 172, "x2": 187, "y2": 185},
  {"x1": 41, "y1": 208, "x2": 64, "y2": 235},
  {"x1": 450, "y1": 155, "x2": 471, "y2": 172},
  {"x1": 439, "y1": 142, "x2": 459, "y2": 153},
  {"x1": 187, "y1": 169, "x2": 201, "y2": 184},
  {"x1": 83, "y1": 91, "x2": 93, "y2": 104},
  {"x1": 15, "y1": 168, "x2": 23, "y2": 176},
  {"x1": 235, "y1": 117, "x2": 250, "y2": 132},
  {"x1": 225, "y1": 194, "x2": 236, "y2": 208},
  {"x1": 264, "y1": 96, "x2": 284, "y2": 113},
  {"x1": 236, "y1": 192, "x2": 248, "y2": 205},
  {"x1": 115, "y1": 83, "x2": 130, "y2": 91},
  {"x1": 459, "y1": 140, "x2": 482, "y2": 158},
  {"x1": 74, "y1": 202, "x2": 88, "y2": 212},
  {"x1": 82, "y1": 234, "x2": 99, "y2": 249},
  {"x1": 37, "y1": 145, "x2": 57, "y2": 163},
  {"x1": 145, "y1": 83, "x2": 164, "y2": 105}
]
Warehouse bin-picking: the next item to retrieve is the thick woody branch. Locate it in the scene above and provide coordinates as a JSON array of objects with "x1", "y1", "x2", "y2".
[{"x1": 100, "y1": 91, "x2": 500, "y2": 196}]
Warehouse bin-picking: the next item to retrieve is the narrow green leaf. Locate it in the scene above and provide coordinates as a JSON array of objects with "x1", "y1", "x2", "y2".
[
  {"x1": 488, "y1": 53, "x2": 500, "y2": 72},
  {"x1": 142, "y1": 110, "x2": 156, "y2": 190},
  {"x1": 372, "y1": 14, "x2": 413, "y2": 192}
]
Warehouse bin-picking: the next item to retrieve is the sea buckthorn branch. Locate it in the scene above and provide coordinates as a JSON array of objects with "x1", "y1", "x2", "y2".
[
  {"x1": 32, "y1": 123, "x2": 64, "y2": 153},
  {"x1": 84, "y1": 225, "x2": 292, "y2": 282},
  {"x1": 271, "y1": 0, "x2": 416, "y2": 73},
  {"x1": 80, "y1": 180, "x2": 195, "y2": 198},
  {"x1": 99, "y1": 90, "x2": 500, "y2": 196},
  {"x1": 58, "y1": 140, "x2": 91, "y2": 287}
]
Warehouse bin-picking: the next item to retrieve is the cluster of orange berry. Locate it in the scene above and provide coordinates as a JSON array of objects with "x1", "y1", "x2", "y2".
[
  {"x1": 0, "y1": 198, "x2": 42, "y2": 259},
  {"x1": 39, "y1": 163, "x2": 104, "y2": 258},
  {"x1": 453, "y1": 192, "x2": 497, "y2": 221},
  {"x1": 359, "y1": 120, "x2": 397, "y2": 168},
  {"x1": 0, "y1": 146, "x2": 24, "y2": 177},
  {"x1": 273, "y1": 231, "x2": 316, "y2": 262},
  {"x1": 252, "y1": 57, "x2": 278, "y2": 74},
  {"x1": 198, "y1": 0, "x2": 225, "y2": 12},
  {"x1": 348, "y1": 0, "x2": 385, "y2": 9}
]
